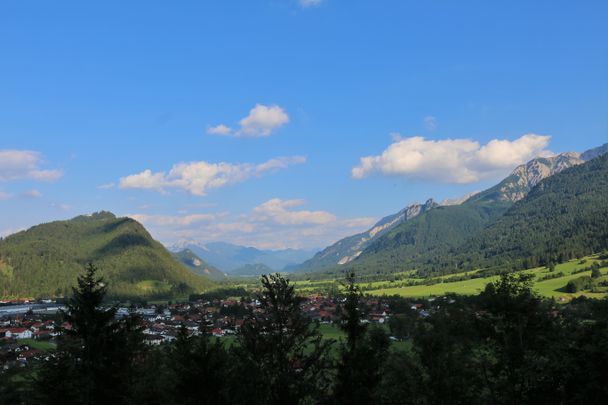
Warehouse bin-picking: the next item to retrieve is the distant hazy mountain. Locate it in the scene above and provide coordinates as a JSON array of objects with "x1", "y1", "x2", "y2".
[
  {"x1": 171, "y1": 241, "x2": 317, "y2": 273},
  {"x1": 172, "y1": 249, "x2": 226, "y2": 281},
  {"x1": 230, "y1": 263, "x2": 275, "y2": 277},
  {"x1": 0, "y1": 212, "x2": 214, "y2": 299},
  {"x1": 581, "y1": 143, "x2": 608, "y2": 161}
]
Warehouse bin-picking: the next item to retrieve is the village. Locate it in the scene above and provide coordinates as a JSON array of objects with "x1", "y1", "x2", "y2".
[{"x1": 0, "y1": 294, "x2": 433, "y2": 371}]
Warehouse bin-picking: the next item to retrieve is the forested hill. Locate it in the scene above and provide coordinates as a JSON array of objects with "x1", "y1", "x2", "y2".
[
  {"x1": 172, "y1": 249, "x2": 226, "y2": 281},
  {"x1": 435, "y1": 153, "x2": 608, "y2": 274},
  {"x1": 301, "y1": 148, "x2": 596, "y2": 276},
  {"x1": 0, "y1": 212, "x2": 214, "y2": 299}
]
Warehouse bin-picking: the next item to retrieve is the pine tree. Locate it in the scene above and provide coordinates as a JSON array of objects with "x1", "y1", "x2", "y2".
[
  {"x1": 332, "y1": 272, "x2": 390, "y2": 405},
  {"x1": 36, "y1": 263, "x2": 144, "y2": 405},
  {"x1": 232, "y1": 273, "x2": 331, "y2": 405}
]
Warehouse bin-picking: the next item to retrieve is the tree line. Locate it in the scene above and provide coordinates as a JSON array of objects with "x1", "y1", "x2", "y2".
[{"x1": 2, "y1": 264, "x2": 608, "y2": 404}]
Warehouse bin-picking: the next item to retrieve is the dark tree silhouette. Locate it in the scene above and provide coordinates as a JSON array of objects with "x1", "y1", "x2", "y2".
[{"x1": 231, "y1": 273, "x2": 331, "y2": 405}]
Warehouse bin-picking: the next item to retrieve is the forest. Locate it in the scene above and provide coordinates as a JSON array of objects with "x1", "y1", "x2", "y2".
[{"x1": 2, "y1": 265, "x2": 608, "y2": 405}]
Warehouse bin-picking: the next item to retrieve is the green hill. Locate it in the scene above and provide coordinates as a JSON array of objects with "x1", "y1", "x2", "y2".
[
  {"x1": 0, "y1": 212, "x2": 215, "y2": 299},
  {"x1": 172, "y1": 249, "x2": 226, "y2": 281},
  {"x1": 230, "y1": 263, "x2": 275, "y2": 276},
  {"x1": 346, "y1": 200, "x2": 512, "y2": 277}
]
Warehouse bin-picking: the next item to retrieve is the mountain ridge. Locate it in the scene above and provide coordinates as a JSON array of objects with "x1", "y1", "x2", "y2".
[{"x1": 301, "y1": 143, "x2": 607, "y2": 276}]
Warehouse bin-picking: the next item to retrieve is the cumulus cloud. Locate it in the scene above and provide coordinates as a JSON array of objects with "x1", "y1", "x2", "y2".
[
  {"x1": 129, "y1": 213, "x2": 215, "y2": 227},
  {"x1": 126, "y1": 198, "x2": 377, "y2": 250},
  {"x1": 352, "y1": 134, "x2": 552, "y2": 184},
  {"x1": 252, "y1": 198, "x2": 336, "y2": 225},
  {"x1": 119, "y1": 156, "x2": 306, "y2": 196},
  {"x1": 208, "y1": 104, "x2": 289, "y2": 137},
  {"x1": 0, "y1": 150, "x2": 63, "y2": 182},
  {"x1": 300, "y1": 0, "x2": 322, "y2": 7}
]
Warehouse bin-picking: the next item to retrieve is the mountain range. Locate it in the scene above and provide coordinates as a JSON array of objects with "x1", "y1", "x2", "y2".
[
  {"x1": 298, "y1": 144, "x2": 608, "y2": 276},
  {"x1": 1, "y1": 143, "x2": 606, "y2": 298},
  {"x1": 171, "y1": 241, "x2": 317, "y2": 275}
]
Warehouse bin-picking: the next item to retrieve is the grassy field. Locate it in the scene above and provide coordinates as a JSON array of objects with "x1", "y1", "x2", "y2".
[
  {"x1": 363, "y1": 255, "x2": 607, "y2": 301},
  {"x1": 18, "y1": 338, "x2": 56, "y2": 351}
]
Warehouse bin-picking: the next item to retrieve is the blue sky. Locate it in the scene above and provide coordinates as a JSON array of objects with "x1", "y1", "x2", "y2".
[{"x1": 1, "y1": 0, "x2": 607, "y2": 249}]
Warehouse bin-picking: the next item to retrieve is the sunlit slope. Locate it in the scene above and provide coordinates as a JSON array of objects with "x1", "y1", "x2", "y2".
[{"x1": 0, "y1": 212, "x2": 214, "y2": 299}]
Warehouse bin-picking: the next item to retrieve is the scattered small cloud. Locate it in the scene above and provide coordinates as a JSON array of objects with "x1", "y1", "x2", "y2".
[
  {"x1": 97, "y1": 182, "x2": 115, "y2": 190},
  {"x1": 207, "y1": 124, "x2": 232, "y2": 135},
  {"x1": 0, "y1": 150, "x2": 63, "y2": 182},
  {"x1": 252, "y1": 198, "x2": 336, "y2": 225},
  {"x1": 424, "y1": 115, "x2": 437, "y2": 131},
  {"x1": 50, "y1": 202, "x2": 72, "y2": 211},
  {"x1": 352, "y1": 134, "x2": 552, "y2": 184},
  {"x1": 21, "y1": 189, "x2": 42, "y2": 198},
  {"x1": 208, "y1": 104, "x2": 289, "y2": 137},
  {"x1": 119, "y1": 156, "x2": 306, "y2": 196},
  {"x1": 299, "y1": 0, "x2": 323, "y2": 8},
  {"x1": 0, "y1": 191, "x2": 12, "y2": 200}
]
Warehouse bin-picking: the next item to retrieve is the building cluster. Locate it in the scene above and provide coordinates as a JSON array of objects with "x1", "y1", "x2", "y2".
[{"x1": 1, "y1": 294, "x2": 434, "y2": 370}]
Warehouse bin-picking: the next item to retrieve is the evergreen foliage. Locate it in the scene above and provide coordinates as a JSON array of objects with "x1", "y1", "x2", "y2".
[
  {"x1": 332, "y1": 272, "x2": 390, "y2": 404},
  {"x1": 230, "y1": 273, "x2": 332, "y2": 405},
  {"x1": 0, "y1": 212, "x2": 214, "y2": 299},
  {"x1": 4, "y1": 271, "x2": 608, "y2": 404}
]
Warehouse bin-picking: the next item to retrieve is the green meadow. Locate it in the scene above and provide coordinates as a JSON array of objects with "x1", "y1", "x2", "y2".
[
  {"x1": 364, "y1": 255, "x2": 607, "y2": 300},
  {"x1": 289, "y1": 255, "x2": 608, "y2": 302}
]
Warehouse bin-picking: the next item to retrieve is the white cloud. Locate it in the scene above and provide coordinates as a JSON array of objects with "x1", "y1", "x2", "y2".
[
  {"x1": 208, "y1": 104, "x2": 289, "y2": 137},
  {"x1": 97, "y1": 182, "x2": 115, "y2": 190},
  {"x1": 0, "y1": 191, "x2": 12, "y2": 200},
  {"x1": 352, "y1": 134, "x2": 552, "y2": 184},
  {"x1": 0, "y1": 150, "x2": 63, "y2": 182},
  {"x1": 119, "y1": 156, "x2": 306, "y2": 196},
  {"x1": 424, "y1": 116, "x2": 437, "y2": 131},
  {"x1": 129, "y1": 213, "x2": 215, "y2": 227},
  {"x1": 126, "y1": 198, "x2": 376, "y2": 250},
  {"x1": 207, "y1": 124, "x2": 232, "y2": 135},
  {"x1": 22, "y1": 189, "x2": 42, "y2": 198},
  {"x1": 119, "y1": 170, "x2": 168, "y2": 193},
  {"x1": 252, "y1": 198, "x2": 336, "y2": 225},
  {"x1": 300, "y1": 0, "x2": 322, "y2": 7}
]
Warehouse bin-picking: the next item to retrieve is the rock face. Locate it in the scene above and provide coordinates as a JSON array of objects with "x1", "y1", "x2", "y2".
[
  {"x1": 466, "y1": 144, "x2": 607, "y2": 204},
  {"x1": 466, "y1": 152, "x2": 586, "y2": 204},
  {"x1": 297, "y1": 199, "x2": 439, "y2": 271},
  {"x1": 499, "y1": 153, "x2": 585, "y2": 202}
]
